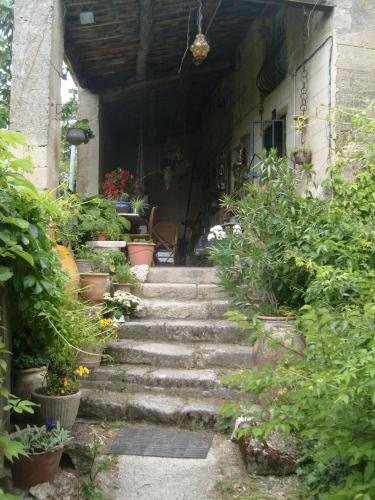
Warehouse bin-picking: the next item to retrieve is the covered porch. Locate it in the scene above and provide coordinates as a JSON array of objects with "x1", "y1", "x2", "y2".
[{"x1": 11, "y1": 0, "x2": 337, "y2": 263}]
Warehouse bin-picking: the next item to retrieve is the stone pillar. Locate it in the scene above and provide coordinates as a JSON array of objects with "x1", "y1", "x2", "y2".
[
  {"x1": 333, "y1": 0, "x2": 375, "y2": 109},
  {"x1": 76, "y1": 87, "x2": 100, "y2": 195},
  {"x1": 10, "y1": 0, "x2": 64, "y2": 191}
]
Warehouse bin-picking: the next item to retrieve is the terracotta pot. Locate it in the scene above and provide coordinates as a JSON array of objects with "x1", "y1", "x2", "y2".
[
  {"x1": 66, "y1": 127, "x2": 85, "y2": 146},
  {"x1": 31, "y1": 390, "x2": 81, "y2": 430},
  {"x1": 80, "y1": 272, "x2": 110, "y2": 302},
  {"x1": 97, "y1": 233, "x2": 106, "y2": 241},
  {"x1": 56, "y1": 245, "x2": 80, "y2": 298},
  {"x1": 127, "y1": 242, "x2": 155, "y2": 266},
  {"x1": 113, "y1": 282, "x2": 132, "y2": 293},
  {"x1": 253, "y1": 316, "x2": 303, "y2": 371},
  {"x1": 75, "y1": 259, "x2": 92, "y2": 273},
  {"x1": 11, "y1": 447, "x2": 63, "y2": 490},
  {"x1": 75, "y1": 346, "x2": 103, "y2": 369},
  {"x1": 13, "y1": 367, "x2": 47, "y2": 401}
]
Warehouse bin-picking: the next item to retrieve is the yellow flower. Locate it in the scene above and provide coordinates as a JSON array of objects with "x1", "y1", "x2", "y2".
[
  {"x1": 75, "y1": 365, "x2": 90, "y2": 377},
  {"x1": 62, "y1": 377, "x2": 69, "y2": 387},
  {"x1": 99, "y1": 318, "x2": 113, "y2": 327},
  {"x1": 60, "y1": 389, "x2": 65, "y2": 395}
]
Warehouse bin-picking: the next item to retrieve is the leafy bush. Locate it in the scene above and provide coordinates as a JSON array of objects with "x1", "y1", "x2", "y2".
[
  {"x1": 11, "y1": 423, "x2": 70, "y2": 453},
  {"x1": 217, "y1": 110, "x2": 375, "y2": 497}
]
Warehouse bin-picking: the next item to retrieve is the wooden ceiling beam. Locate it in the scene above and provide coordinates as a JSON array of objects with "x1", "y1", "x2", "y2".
[
  {"x1": 101, "y1": 61, "x2": 233, "y2": 101},
  {"x1": 239, "y1": 0, "x2": 334, "y2": 9},
  {"x1": 136, "y1": 0, "x2": 154, "y2": 81}
]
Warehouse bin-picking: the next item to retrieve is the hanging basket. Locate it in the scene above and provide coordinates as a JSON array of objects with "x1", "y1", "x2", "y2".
[{"x1": 66, "y1": 128, "x2": 86, "y2": 146}]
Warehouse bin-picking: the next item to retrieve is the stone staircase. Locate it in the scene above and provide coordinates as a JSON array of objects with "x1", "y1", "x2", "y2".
[{"x1": 79, "y1": 267, "x2": 254, "y2": 428}]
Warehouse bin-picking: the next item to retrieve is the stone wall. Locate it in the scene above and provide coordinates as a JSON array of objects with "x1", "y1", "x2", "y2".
[
  {"x1": 10, "y1": 0, "x2": 64, "y2": 192},
  {"x1": 198, "y1": 6, "x2": 334, "y2": 191}
]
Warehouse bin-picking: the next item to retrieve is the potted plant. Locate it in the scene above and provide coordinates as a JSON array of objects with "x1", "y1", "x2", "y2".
[
  {"x1": 13, "y1": 353, "x2": 48, "y2": 401},
  {"x1": 10, "y1": 422, "x2": 70, "y2": 489},
  {"x1": 31, "y1": 350, "x2": 89, "y2": 430},
  {"x1": 130, "y1": 197, "x2": 149, "y2": 215},
  {"x1": 102, "y1": 168, "x2": 142, "y2": 212},
  {"x1": 70, "y1": 195, "x2": 130, "y2": 249},
  {"x1": 80, "y1": 255, "x2": 110, "y2": 302},
  {"x1": 290, "y1": 147, "x2": 312, "y2": 166},
  {"x1": 102, "y1": 290, "x2": 142, "y2": 323},
  {"x1": 74, "y1": 309, "x2": 118, "y2": 369},
  {"x1": 112, "y1": 263, "x2": 140, "y2": 293},
  {"x1": 74, "y1": 246, "x2": 94, "y2": 273},
  {"x1": 66, "y1": 119, "x2": 95, "y2": 146},
  {"x1": 127, "y1": 239, "x2": 155, "y2": 266}
]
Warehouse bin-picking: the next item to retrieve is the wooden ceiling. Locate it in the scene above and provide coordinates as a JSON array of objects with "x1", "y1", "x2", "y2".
[{"x1": 63, "y1": 0, "x2": 264, "y2": 101}]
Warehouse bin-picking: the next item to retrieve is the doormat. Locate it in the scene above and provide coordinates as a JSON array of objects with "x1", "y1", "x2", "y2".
[{"x1": 107, "y1": 427, "x2": 214, "y2": 459}]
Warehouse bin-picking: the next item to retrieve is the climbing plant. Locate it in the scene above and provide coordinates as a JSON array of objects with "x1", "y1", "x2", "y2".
[{"x1": 0, "y1": 0, "x2": 13, "y2": 127}]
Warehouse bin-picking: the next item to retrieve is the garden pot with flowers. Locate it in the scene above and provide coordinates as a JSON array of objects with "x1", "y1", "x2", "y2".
[
  {"x1": 112, "y1": 263, "x2": 140, "y2": 293},
  {"x1": 103, "y1": 290, "x2": 142, "y2": 323},
  {"x1": 102, "y1": 168, "x2": 142, "y2": 213},
  {"x1": 75, "y1": 314, "x2": 118, "y2": 369},
  {"x1": 31, "y1": 352, "x2": 89, "y2": 430},
  {"x1": 10, "y1": 422, "x2": 70, "y2": 490}
]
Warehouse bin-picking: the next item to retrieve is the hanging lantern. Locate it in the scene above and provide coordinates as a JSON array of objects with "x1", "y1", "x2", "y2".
[{"x1": 190, "y1": 33, "x2": 210, "y2": 62}]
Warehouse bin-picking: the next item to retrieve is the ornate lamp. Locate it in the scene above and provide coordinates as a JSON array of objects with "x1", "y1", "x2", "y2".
[
  {"x1": 190, "y1": 33, "x2": 210, "y2": 62},
  {"x1": 190, "y1": 0, "x2": 210, "y2": 62}
]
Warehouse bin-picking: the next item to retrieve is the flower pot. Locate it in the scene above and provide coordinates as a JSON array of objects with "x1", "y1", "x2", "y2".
[
  {"x1": 75, "y1": 259, "x2": 92, "y2": 273},
  {"x1": 80, "y1": 272, "x2": 110, "y2": 302},
  {"x1": 11, "y1": 447, "x2": 63, "y2": 489},
  {"x1": 114, "y1": 201, "x2": 130, "y2": 213},
  {"x1": 127, "y1": 242, "x2": 155, "y2": 266},
  {"x1": 13, "y1": 367, "x2": 47, "y2": 401},
  {"x1": 291, "y1": 151, "x2": 312, "y2": 165},
  {"x1": 97, "y1": 233, "x2": 106, "y2": 241},
  {"x1": 75, "y1": 346, "x2": 103, "y2": 369},
  {"x1": 66, "y1": 127, "x2": 85, "y2": 146},
  {"x1": 31, "y1": 390, "x2": 81, "y2": 430},
  {"x1": 113, "y1": 282, "x2": 132, "y2": 293}
]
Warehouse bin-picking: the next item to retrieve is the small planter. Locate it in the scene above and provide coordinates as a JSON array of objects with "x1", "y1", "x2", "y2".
[
  {"x1": 75, "y1": 346, "x2": 103, "y2": 369},
  {"x1": 127, "y1": 242, "x2": 155, "y2": 266},
  {"x1": 75, "y1": 259, "x2": 92, "y2": 273},
  {"x1": 113, "y1": 201, "x2": 130, "y2": 213},
  {"x1": 11, "y1": 447, "x2": 63, "y2": 489},
  {"x1": 97, "y1": 233, "x2": 106, "y2": 241},
  {"x1": 13, "y1": 367, "x2": 47, "y2": 401},
  {"x1": 291, "y1": 150, "x2": 312, "y2": 165},
  {"x1": 66, "y1": 127, "x2": 86, "y2": 146},
  {"x1": 113, "y1": 282, "x2": 132, "y2": 293},
  {"x1": 80, "y1": 272, "x2": 110, "y2": 302},
  {"x1": 31, "y1": 390, "x2": 82, "y2": 430}
]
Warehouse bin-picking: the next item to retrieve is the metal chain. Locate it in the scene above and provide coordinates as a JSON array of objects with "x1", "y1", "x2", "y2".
[
  {"x1": 197, "y1": 0, "x2": 203, "y2": 34},
  {"x1": 300, "y1": 8, "x2": 309, "y2": 145}
]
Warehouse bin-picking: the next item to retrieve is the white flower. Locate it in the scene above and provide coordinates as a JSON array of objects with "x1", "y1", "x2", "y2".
[
  {"x1": 208, "y1": 225, "x2": 227, "y2": 241},
  {"x1": 131, "y1": 265, "x2": 149, "y2": 283},
  {"x1": 232, "y1": 224, "x2": 242, "y2": 236}
]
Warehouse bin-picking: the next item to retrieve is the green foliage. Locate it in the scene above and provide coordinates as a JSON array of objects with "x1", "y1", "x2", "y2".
[
  {"x1": 114, "y1": 264, "x2": 140, "y2": 286},
  {"x1": 11, "y1": 424, "x2": 70, "y2": 454},
  {"x1": 217, "y1": 110, "x2": 375, "y2": 498},
  {"x1": 80, "y1": 431, "x2": 111, "y2": 500},
  {"x1": 70, "y1": 196, "x2": 130, "y2": 245},
  {"x1": 13, "y1": 353, "x2": 48, "y2": 369},
  {"x1": 0, "y1": 0, "x2": 13, "y2": 128},
  {"x1": 71, "y1": 118, "x2": 95, "y2": 144},
  {"x1": 0, "y1": 130, "x2": 69, "y2": 359},
  {"x1": 89, "y1": 249, "x2": 127, "y2": 274}
]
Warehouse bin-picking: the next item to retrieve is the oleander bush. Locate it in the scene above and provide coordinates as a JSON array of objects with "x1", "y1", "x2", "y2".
[{"x1": 215, "y1": 109, "x2": 375, "y2": 498}]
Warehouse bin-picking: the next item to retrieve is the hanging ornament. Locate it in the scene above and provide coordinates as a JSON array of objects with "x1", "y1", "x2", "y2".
[
  {"x1": 190, "y1": 0, "x2": 210, "y2": 63},
  {"x1": 190, "y1": 33, "x2": 210, "y2": 62}
]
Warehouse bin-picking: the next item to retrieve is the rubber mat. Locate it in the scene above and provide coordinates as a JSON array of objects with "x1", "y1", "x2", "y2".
[{"x1": 107, "y1": 427, "x2": 214, "y2": 459}]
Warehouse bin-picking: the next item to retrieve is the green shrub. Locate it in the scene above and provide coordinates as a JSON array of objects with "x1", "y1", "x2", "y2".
[{"x1": 216, "y1": 110, "x2": 375, "y2": 498}]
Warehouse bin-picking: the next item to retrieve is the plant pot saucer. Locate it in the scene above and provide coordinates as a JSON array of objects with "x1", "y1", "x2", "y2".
[{"x1": 86, "y1": 241, "x2": 126, "y2": 249}]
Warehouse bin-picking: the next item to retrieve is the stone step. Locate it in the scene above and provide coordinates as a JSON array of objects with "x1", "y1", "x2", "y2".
[
  {"x1": 147, "y1": 267, "x2": 217, "y2": 284},
  {"x1": 82, "y1": 364, "x2": 247, "y2": 400},
  {"x1": 138, "y1": 299, "x2": 229, "y2": 320},
  {"x1": 79, "y1": 389, "x2": 224, "y2": 428},
  {"x1": 106, "y1": 340, "x2": 254, "y2": 369},
  {"x1": 118, "y1": 319, "x2": 250, "y2": 343},
  {"x1": 138, "y1": 283, "x2": 227, "y2": 300}
]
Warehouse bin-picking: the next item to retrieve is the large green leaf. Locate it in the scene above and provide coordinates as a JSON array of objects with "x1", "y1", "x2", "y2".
[{"x1": 0, "y1": 265, "x2": 13, "y2": 282}]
